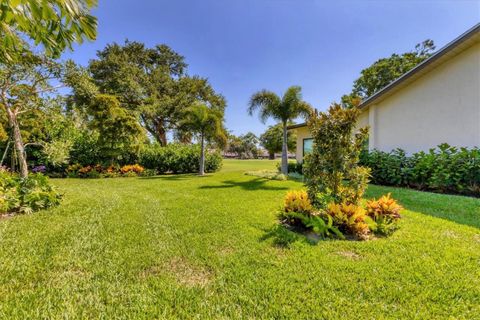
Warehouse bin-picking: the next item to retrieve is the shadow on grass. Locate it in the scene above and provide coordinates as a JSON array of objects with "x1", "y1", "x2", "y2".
[
  {"x1": 199, "y1": 178, "x2": 289, "y2": 191},
  {"x1": 140, "y1": 174, "x2": 213, "y2": 181},
  {"x1": 259, "y1": 225, "x2": 319, "y2": 248},
  {"x1": 366, "y1": 184, "x2": 480, "y2": 229}
]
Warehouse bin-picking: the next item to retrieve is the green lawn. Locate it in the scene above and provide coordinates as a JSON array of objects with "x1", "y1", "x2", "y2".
[{"x1": 0, "y1": 160, "x2": 479, "y2": 319}]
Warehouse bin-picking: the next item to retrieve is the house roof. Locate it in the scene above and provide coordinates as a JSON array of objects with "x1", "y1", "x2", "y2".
[
  {"x1": 287, "y1": 22, "x2": 480, "y2": 130},
  {"x1": 287, "y1": 123, "x2": 309, "y2": 129}
]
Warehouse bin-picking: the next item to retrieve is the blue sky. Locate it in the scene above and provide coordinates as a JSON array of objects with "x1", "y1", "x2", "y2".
[{"x1": 63, "y1": 0, "x2": 479, "y2": 136}]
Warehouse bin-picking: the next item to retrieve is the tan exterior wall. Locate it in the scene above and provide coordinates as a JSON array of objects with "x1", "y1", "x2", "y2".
[
  {"x1": 368, "y1": 42, "x2": 480, "y2": 153},
  {"x1": 357, "y1": 111, "x2": 369, "y2": 129},
  {"x1": 293, "y1": 126, "x2": 312, "y2": 162},
  {"x1": 291, "y1": 42, "x2": 479, "y2": 160},
  {"x1": 293, "y1": 110, "x2": 369, "y2": 162}
]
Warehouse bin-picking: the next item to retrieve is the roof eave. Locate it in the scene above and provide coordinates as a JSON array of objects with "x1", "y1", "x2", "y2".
[{"x1": 287, "y1": 123, "x2": 307, "y2": 130}]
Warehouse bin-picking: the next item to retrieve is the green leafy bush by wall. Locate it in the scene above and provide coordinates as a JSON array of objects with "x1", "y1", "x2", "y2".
[
  {"x1": 360, "y1": 144, "x2": 480, "y2": 196},
  {"x1": 139, "y1": 144, "x2": 222, "y2": 174}
]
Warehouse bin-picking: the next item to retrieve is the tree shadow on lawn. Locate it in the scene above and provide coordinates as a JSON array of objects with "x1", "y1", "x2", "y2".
[
  {"x1": 199, "y1": 178, "x2": 289, "y2": 191},
  {"x1": 366, "y1": 184, "x2": 480, "y2": 229},
  {"x1": 259, "y1": 224, "x2": 320, "y2": 248},
  {"x1": 140, "y1": 174, "x2": 214, "y2": 181}
]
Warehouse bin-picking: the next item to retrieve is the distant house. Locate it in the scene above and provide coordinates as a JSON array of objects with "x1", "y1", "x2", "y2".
[{"x1": 289, "y1": 23, "x2": 480, "y2": 163}]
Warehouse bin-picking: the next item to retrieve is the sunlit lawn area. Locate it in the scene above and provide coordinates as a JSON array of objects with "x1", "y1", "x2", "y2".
[{"x1": 0, "y1": 159, "x2": 479, "y2": 318}]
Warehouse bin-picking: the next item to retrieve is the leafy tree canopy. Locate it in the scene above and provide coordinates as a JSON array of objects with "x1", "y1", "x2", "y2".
[
  {"x1": 84, "y1": 41, "x2": 226, "y2": 145},
  {"x1": 259, "y1": 123, "x2": 296, "y2": 159},
  {"x1": 64, "y1": 60, "x2": 145, "y2": 164},
  {"x1": 0, "y1": 0, "x2": 97, "y2": 62},
  {"x1": 342, "y1": 40, "x2": 435, "y2": 108},
  {"x1": 87, "y1": 94, "x2": 144, "y2": 163},
  {"x1": 0, "y1": 50, "x2": 62, "y2": 176},
  {"x1": 226, "y1": 132, "x2": 261, "y2": 159}
]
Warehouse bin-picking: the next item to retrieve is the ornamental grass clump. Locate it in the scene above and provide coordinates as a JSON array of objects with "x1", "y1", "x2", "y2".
[{"x1": 279, "y1": 103, "x2": 403, "y2": 240}]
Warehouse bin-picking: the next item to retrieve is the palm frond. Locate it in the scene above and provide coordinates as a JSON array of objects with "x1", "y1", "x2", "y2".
[
  {"x1": 281, "y1": 85, "x2": 302, "y2": 107},
  {"x1": 282, "y1": 86, "x2": 313, "y2": 120},
  {"x1": 248, "y1": 90, "x2": 281, "y2": 124},
  {"x1": 295, "y1": 101, "x2": 314, "y2": 119},
  {"x1": 180, "y1": 103, "x2": 226, "y2": 143}
]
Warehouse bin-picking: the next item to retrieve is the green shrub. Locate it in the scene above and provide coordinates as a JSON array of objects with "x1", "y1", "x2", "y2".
[
  {"x1": 360, "y1": 148, "x2": 408, "y2": 186},
  {"x1": 205, "y1": 151, "x2": 223, "y2": 173},
  {"x1": 287, "y1": 172, "x2": 304, "y2": 181},
  {"x1": 0, "y1": 170, "x2": 61, "y2": 215},
  {"x1": 139, "y1": 169, "x2": 157, "y2": 177},
  {"x1": 360, "y1": 144, "x2": 480, "y2": 196},
  {"x1": 69, "y1": 132, "x2": 103, "y2": 166},
  {"x1": 139, "y1": 144, "x2": 222, "y2": 174}
]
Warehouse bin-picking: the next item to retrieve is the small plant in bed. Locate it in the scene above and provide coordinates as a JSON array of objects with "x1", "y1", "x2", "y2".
[
  {"x1": 279, "y1": 190, "x2": 343, "y2": 239},
  {"x1": 0, "y1": 169, "x2": 62, "y2": 217}
]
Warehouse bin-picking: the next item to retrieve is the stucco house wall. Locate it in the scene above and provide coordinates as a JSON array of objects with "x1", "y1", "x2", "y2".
[
  {"x1": 366, "y1": 42, "x2": 480, "y2": 153},
  {"x1": 290, "y1": 25, "x2": 479, "y2": 162},
  {"x1": 294, "y1": 126, "x2": 312, "y2": 162}
]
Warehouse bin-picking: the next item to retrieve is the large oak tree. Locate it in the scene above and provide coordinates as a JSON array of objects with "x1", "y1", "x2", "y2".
[{"x1": 86, "y1": 41, "x2": 226, "y2": 145}]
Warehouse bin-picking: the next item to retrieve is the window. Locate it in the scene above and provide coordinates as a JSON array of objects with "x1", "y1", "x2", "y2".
[{"x1": 303, "y1": 138, "x2": 313, "y2": 157}]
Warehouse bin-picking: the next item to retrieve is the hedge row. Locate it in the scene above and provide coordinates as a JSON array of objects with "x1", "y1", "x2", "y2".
[
  {"x1": 359, "y1": 144, "x2": 480, "y2": 196},
  {"x1": 139, "y1": 143, "x2": 222, "y2": 174}
]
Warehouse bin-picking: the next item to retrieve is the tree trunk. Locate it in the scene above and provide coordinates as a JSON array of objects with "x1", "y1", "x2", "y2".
[
  {"x1": 6, "y1": 109, "x2": 28, "y2": 178},
  {"x1": 281, "y1": 122, "x2": 288, "y2": 175},
  {"x1": 0, "y1": 139, "x2": 10, "y2": 166},
  {"x1": 269, "y1": 151, "x2": 275, "y2": 160},
  {"x1": 199, "y1": 133, "x2": 205, "y2": 176},
  {"x1": 157, "y1": 126, "x2": 168, "y2": 146}
]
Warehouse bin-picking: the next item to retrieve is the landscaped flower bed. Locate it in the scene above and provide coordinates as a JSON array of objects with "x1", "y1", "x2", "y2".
[
  {"x1": 279, "y1": 103, "x2": 403, "y2": 241},
  {"x1": 66, "y1": 164, "x2": 155, "y2": 178},
  {"x1": 280, "y1": 190, "x2": 402, "y2": 240}
]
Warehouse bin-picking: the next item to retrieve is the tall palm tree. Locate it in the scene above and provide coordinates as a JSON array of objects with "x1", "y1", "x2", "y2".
[
  {"x1": 180, "y1": 104, "x2": 226, "y2": 175},
  {"x1": 248, "y1": 86, "x2": 312, "y2": 174}
]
